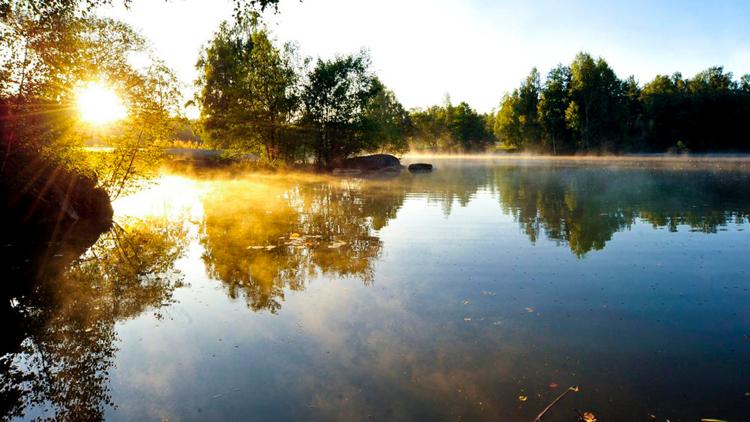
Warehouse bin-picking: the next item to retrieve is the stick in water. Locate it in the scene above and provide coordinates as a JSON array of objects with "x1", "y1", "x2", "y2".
[{"x1": 533, "y1": 385, "x2": 580, "y2": 422}]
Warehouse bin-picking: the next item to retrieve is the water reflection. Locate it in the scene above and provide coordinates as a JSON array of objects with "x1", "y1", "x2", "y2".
[
  {"x1": 0, "y1": 218, "x2": 186, "y2": 420},
  {"x1": 490, "y1": 165, "x2": 750, "y2": 255},
  {"x1": 200, "y1": 176, "x2": 404, "y2": 313},
  {"x1": 2, "y1": 160, "x2": 750, "y2": 420},
  {"x1": 195, "y1": 163, "x2": 750, "y2": 311}
]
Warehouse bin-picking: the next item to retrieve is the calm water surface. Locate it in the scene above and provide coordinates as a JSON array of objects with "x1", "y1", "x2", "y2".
[{"x1": 3, "y1": 158, "x2": 750, "y2": 421}]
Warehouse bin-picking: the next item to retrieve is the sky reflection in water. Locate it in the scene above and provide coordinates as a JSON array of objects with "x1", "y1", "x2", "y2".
[{"x1": 3, "y1": 159, "x2": 750, "y2": 421}]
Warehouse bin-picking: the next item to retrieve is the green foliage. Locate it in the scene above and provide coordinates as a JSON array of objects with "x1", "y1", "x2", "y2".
[
  {"x1": 538, "y1": 65, "x2": 572, "y2": 153},
  {"x1": 1, "y1": 4, "x2": 181, "y2": 196},
  {"x1": 497, "y1": 52, "x2": 750, "y2": 153},
  {"x1": 194, "y1": 20, "x2": 302, "y2": 161},
  {"x1": 495, "y1": 91, "x2": 522, "y2": 149},
  {"x1": 362, "y1": 81, "x2": 412, "y2": 154},
  {"x1": 410, "y1": 98, "x2": 494, "y2": 152},
  {"x1": 300, "y1": 51, "x2": 381, "y2": 168},
  {"x1": 194, "y1": 23, "x2": 410, "y2": 169}
]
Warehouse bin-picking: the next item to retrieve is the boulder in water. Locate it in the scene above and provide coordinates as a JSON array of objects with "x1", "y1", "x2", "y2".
[
  {"x1": 408, "y1": 163, "x2": 433, "y2": 172},
  {"x1": 340, "y1": 154, "x2": 402, "y2": 172}
]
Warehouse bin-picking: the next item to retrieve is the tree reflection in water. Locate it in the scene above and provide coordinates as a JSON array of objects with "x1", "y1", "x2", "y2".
[
  {"x1": 2, "y1": 162, "x2": 750, "y2": 419},
  {"x1": 200, "y1": 175, "x2": 405, "y2": 313},
  {"x1": 0, "y1": 217, "x2": 187, "y2": 420},
  {"x1": 198, "y1": 165, "x2": 750, "y2": 314},
  {"x1": 491, "y1": 165, "x2": 750, "y2": 256}
]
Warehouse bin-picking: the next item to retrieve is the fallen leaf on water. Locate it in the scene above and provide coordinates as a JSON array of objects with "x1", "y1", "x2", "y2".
[
  {"x1": 582, "y1": 412, "x2": 597, "y2": 422},
  {"x1": 290, "y1": 233, "x2": 301, "y2": 239},
  {"x1": 548, "y1": 382, "x2": 558, "y2": 388},
  {"x1": 463, "y1": 316, "x2": 472, "y2": 322},
  {"x1": 700, "y1": 419, "x2": 729, "y2": 422},
  {"x1": 570, "y1": 386, "x2": 580, "y2": 392},
  {"x1": 525, "y1": 307, "x2": 534, "y2": 313},
  {"x1": 462, "y1": 299, "x2": 470, "y2": 305},
  {"x1": 328, "y1": 240, "x2": 347, "y2": 249},
  {"x1": 518, "y1": 395, "x2": 527, "y2": 402}
]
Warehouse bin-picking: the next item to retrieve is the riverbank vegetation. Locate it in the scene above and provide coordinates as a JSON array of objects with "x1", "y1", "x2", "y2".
[
  {"x1": 495, "y1": 53, "x2": 750, "y2": 154},
  {"x1": 192, "y1": 18, "x2": 411, "y2": 169},
  {"x1": 192, "y1": 20, "x2": 750, "y2": 160}
]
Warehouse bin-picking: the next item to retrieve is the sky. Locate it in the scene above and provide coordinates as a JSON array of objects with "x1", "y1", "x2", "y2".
[{"x1": 101, "y1": 0, "x2": 750, "y2": 115}]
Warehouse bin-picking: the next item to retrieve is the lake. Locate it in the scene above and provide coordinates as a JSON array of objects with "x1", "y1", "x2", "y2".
[{"x1": 3, "y1": 157, "x2": 750, "y2": 421}]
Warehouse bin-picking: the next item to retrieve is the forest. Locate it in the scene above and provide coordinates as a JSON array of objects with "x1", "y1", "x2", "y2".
[
  {"x1": 494, "y1": 54, "x2": 750, "y2": 154},
  {"x1": 192, "y1": 20, "x2": 750, "y2": 161}
]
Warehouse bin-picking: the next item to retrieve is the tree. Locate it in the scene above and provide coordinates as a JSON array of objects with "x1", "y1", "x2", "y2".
[
  {"x1": 538, "y1": 65, "x2": 571, "y2": 154},
  {"x1": 409, "y1": 100, "x2": 494, "y2": 153},
  {"x1": 362, "y1": 81, "x2": 412, "y2": 154},
  {"x1": 517, "y1": 68, "x2": 542, "y2": 148},
  {"x1": 301, "y1": 51, "x2": 383, "y2": 169},
  {"x1": 447, "y1": 101, "x2": 491, "y2": 151},
  {"x1": 194, "y1": 21, "x2": 302, "y2": 161},
  {"x1": 1, "y1": 4, "x2": 180, "y2": 194},
  {"x1": 495, "y1": 91, "x2": 523, "y2": 150},
  {"x1": 566, "y1": 53, "x2": 626, "y2": 151}
]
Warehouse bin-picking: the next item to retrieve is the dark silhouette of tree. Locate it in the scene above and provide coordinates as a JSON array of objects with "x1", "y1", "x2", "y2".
[{"x1": 494, "y1": 52, "x2": 750, "y2": 153}]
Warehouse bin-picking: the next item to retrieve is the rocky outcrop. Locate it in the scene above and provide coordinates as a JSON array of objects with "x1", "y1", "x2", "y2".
[{"x1": 1, "y1": 150, "x2": 113, "y2": 248}]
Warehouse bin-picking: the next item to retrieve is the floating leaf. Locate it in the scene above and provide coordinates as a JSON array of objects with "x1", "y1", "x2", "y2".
[
  {"x1": 518, "y1": 395, "x2": 528, "y2": 402},
  {"x1": 525, "y1": 307, "x2": 534, "y2": 313},
  {"x1": 548, "y1": 382, "x2": 558, "y2": 389},
  {"x1": 582, "y1": 412, "x2": 597, "y2": 422},
  {"x1": 290, "y1": 233, "x2": 301, "y2": 239}
]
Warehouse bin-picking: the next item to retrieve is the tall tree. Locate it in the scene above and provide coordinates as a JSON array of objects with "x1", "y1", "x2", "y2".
[
  {"x1": 494, "y1": 91, "x2": 523, "y2": 150},
  {"x1": 566, "y1": 53, "x2": 626, "y2": 151},
  {"x1": 301, "y1": 51, "x2": 380, "y2": 169},
  {"x1": 194, "y1": 21, "x2": 301, "y2": 160},
  {"x1": 538, "y1": 65, "x2": 571, "y2": 154},
  {"x1": 362, "y1": 81, "x2": 412, "y2": 154},
  {"x1": 517, "y1": 67, "x2": 542, "y2": 148}
]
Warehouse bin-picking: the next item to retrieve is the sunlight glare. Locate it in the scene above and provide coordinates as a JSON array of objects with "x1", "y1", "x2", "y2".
[{"x1": 75, "y1": 81, "x2": 127, "y2": 125}]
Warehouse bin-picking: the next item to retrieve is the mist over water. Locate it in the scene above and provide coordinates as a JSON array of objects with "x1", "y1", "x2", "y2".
[{"x1": 3, "y1": 157, "x2": 750, "y2": 421}]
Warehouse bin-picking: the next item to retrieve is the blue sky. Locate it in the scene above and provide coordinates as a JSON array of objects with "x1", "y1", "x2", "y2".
[{"x1": 103, "y1": 0, "x2": 750, "y2": 114}]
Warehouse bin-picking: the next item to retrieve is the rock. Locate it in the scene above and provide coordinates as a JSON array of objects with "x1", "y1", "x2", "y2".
[
  {"x1": 341, "y1": 154, "x2": 402, "y2": 172},
  {"x1": 408, "y1": 163, "x2": 433, "y2": 172}
]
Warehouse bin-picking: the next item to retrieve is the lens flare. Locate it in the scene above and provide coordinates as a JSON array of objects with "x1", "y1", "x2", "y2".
[{"x1": 75, "y1": 81, "x2": 127, "y2": 125}]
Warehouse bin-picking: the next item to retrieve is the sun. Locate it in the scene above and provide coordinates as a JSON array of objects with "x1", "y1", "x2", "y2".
[{"x1": 75, "y1": 81, "x2": 127, "y2": 125}]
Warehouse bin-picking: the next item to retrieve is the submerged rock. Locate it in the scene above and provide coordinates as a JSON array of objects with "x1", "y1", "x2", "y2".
[{"x1": 408, "y1": 163, "x2": 433, "y2": 172}]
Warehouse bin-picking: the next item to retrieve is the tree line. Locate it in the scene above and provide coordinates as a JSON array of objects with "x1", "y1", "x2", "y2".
[
  {"x1": 195, "y1": 29, "x2": 750, "y2": 162},
  {"x1": 495, "y1": 53, "x2": 750, "y2": 153}
]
